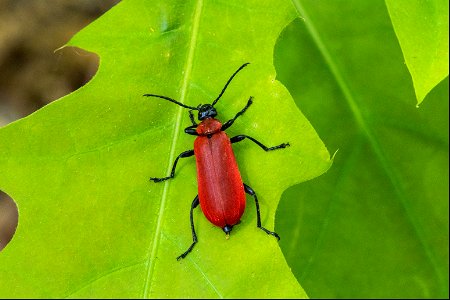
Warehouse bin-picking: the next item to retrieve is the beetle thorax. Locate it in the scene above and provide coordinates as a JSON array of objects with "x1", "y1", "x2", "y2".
[{"x1": 196, "y1": 118, "x2": 222, "y2": 136}]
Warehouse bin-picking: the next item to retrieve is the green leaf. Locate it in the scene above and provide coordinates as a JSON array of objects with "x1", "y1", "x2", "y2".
[
  {"x1": 385, "y1": 0, "x2": 449, "y2": 105},
  {"x1": 275, "y1": 0, "x2": 449, "y2": 298},
  {"x1": 0, "y1": 0, "x2": 330, "y2": 298}
]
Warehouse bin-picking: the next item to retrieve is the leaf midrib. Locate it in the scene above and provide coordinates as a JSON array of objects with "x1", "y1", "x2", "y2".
[
  {"x1": 291, "y1": 0, "x2": 445, "y2": 292},
  {"x1": 142, "y1": 0, "x2": 206, "y2": 297}
]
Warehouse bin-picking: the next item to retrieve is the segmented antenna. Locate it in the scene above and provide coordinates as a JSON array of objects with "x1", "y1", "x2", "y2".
[
  {"x1": 143, "y1": 94, "x2": 198, "y2": 110},
  {"x1": 211, "y1": 63, "x2": 250, "y2": 106}
]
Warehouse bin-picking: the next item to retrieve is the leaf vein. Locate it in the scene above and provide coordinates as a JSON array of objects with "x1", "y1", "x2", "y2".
[
  {"x1": 142, "y1": 0, "x2": 205, "y2": 298},
  {"x1": 63, "y1": 259, "x2": 146, "y2": 298}
]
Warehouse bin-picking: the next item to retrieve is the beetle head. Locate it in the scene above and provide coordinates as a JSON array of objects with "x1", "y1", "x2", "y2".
[{"x1": 197, "y1": 104, "x2": 217, "y2": 120}]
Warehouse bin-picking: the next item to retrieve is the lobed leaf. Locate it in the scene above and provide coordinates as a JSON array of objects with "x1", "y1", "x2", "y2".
[
  {"x1": 0, "y1": 0, "x2": 330, "y2": 298},
  {"x1": 385, "y1": 0, "x2": 449, "y2": 104}
]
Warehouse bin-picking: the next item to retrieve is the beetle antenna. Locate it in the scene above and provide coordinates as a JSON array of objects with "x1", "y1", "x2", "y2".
[
  {"x1": 144, "y1": 94, "x2": 198, "y2": 110},
  {"x1": 211, "y1": 62, "x2": 250, "y2": 106}
]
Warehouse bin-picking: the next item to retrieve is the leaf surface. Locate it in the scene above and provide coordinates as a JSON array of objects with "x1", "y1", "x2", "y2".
[
  {"x1": 276, "y1": 0, "x2": 449, "y2": 297},
  {"x1": 0, "y1": 0, "x2": 330, "y2": 298},
  {"x1": 385, "y1": 0, "x2": 449, "y2": 104}
]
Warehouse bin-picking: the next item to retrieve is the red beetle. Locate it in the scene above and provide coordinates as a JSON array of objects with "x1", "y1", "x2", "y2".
[{"x1": 145, "y1": 63, "x2": 289, "y2": 260}]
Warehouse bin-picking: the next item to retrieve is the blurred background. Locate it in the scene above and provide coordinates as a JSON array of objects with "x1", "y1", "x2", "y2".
[{"x1": 0, "y1": 0, "x2": 120, "y2": 250}]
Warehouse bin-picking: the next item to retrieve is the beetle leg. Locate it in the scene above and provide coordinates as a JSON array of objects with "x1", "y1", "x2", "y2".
[
  {"x1": 230, "y1": 135, "x2": 290, "y2": 151},
  {"x1": 221, "y1": 96, "x2": 253, "y2": 131},
  {"x1": 188, "y1": 110, "x2": 198, "y2": 126},
  {"x1": 184, "y1": 125, "x2": 198, "y2": 136},
  {"x1": 243, "y1": 183, "x2": 280, "y2": 241},
  {"x1": 185, "y1": 110, "x2": 199, "y2": 135},
  {"x1": 150, "y1": 149, "x2": 194, "y2": 182},
  {"x1": 177, "y1": 195, "x2": 200, "y2": 260}
]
